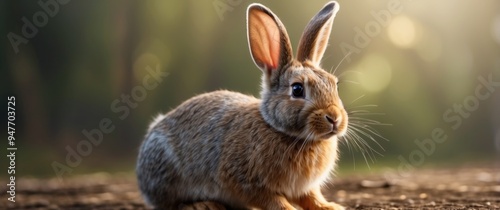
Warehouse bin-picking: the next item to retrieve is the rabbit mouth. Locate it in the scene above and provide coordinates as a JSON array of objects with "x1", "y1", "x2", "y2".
[
  {"x1": 323, "y1": 123, "x2": 348, "y2": 139},
  {"x1": 320, "y1": 130, "x2": 338, "y2": 139},
  {"x1": 323, "y1": 119, "x2": 343, "y2": 138},
  {"x1": 326, "y1": 133, "x2": 336, "y2": 139}
]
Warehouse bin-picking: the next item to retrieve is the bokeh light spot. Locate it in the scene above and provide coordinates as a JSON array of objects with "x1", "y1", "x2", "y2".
[
  {"x1": 388, "y1": 16, "x2": 417, "y2": 48},
  {"x1": 492, "y1": 15, "x2": 500, "y2": 45},
  {"x1": 357, "y1": 54, "x2": 392, "y2": 93},
  {"x1": 133, "y1": 52, "x2": 160, "y2": 83}
]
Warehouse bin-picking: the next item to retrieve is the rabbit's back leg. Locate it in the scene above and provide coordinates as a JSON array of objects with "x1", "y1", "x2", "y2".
[
  {"x1": 180, "y1": 201, "x2": 227, "y2": 210},
  {"x1": 137, "y1": 130, "x2": 181, "y2": 208}
]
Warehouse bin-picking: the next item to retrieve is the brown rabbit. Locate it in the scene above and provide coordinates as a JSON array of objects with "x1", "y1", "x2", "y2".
[{"x1": 136, "y1": 2, "x2": 346, "y2": 209}]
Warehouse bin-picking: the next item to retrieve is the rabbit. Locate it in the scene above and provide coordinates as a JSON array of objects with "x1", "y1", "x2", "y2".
[{"x1": 136, "y1": 1, "x2": 346, "y2": 210}]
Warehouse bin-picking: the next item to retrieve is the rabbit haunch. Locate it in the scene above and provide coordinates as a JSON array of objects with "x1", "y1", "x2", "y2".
[{"x1": 137, "y1": 2, "x2": 346, "y2": 209}]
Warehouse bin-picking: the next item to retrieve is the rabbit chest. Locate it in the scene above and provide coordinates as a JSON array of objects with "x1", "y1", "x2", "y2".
[
  {"x1": 271, "y1": 136, "x2": 338, "y2": 197},
  {"x1": 218, "y1": 101, "x2": 339, "y2": 198}
]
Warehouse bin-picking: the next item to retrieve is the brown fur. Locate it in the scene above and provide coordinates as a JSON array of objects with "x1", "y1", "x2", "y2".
[{"x1": 137, "y1": 2, "x2": 345, "y2": 210}]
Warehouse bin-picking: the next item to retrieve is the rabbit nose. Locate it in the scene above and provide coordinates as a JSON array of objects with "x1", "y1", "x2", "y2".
[{"x1": 325, "y1": 115, "x2": 337, "y2": 129}]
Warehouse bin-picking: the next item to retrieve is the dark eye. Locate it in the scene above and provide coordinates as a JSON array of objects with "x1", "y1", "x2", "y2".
[{"x1": 291, "y1": 83, "x2": 305, "y2": 98}]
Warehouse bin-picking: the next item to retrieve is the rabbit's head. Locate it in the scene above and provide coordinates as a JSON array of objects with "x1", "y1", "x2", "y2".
[{"x1": 247, "y1": 2, "x2": 347, "y2": 141}]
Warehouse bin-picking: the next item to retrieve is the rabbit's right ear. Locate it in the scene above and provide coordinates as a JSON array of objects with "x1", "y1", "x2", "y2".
[{"x1": 247, "y1": 3, "x2": 293, "y2": 76}]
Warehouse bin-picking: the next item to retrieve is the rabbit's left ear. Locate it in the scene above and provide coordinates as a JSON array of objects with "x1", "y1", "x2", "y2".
[{"x1": 297, "y1": 1, "x2": 339, "y2": 66}]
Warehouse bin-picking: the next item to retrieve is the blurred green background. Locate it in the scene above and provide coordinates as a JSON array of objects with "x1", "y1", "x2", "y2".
[{"x1": 1, "y1": 0, "x2": 499, "y2": 178}]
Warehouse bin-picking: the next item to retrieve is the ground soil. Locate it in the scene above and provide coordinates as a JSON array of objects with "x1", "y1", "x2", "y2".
[{"x1": 1, "y1": 166, "x2": 499, "y2": 209}]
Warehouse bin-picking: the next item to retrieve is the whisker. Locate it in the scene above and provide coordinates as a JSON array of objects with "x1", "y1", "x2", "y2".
[
  {"x1": 340, "y1": 134, "x2": 357, "y2": 170},
  {"x1": 293, "y1": 133, "x2": 309, "y2": 161},
  {"x1": 349, "y1": 112, "x2": 387, "y2": 117},
  {"x1": 346, "y1": 129, "x2": 374, "y2": 168},
  {"x1": 286, "y1": 128, "x2": 314, "y2": 163},
  {"x1": 340, "y1": 100, "x2": 392, "y2": 170},
  {"x1": 350, "y1": 122, "x2": 390, "y2": 143},
  {"x1": 348, "y1": 127, "x2": 380, "y2": 158},
  {"x1": 349, "y1": 117, "x2": 392, "y2": 126},
  {"x1": 342, "y1": 135, "x2": 356, "y2": 169},
  {"x1": 341, "y1": 80, "x2": 360, "y2": 85},
  {"x1": 349, "y1": 95, "x2": 365, "y2": 105},
  {"x1": 337, "y1": 70, "x2": 363, "y2": 80},
  {"x1": 349, "y1": 124, "x2": 386, "y2": 152},
  {"x1": 348, "y1": 104, "x2": 379, "y2": 109},
  {"x1": 331, "y1": 51, "x2": 353, "y2": 74},
  {"x1": 345, "y1": 129, "x2": 369, "y2": 155},
  {"x1": 295, "y1": 132, "x2": 312, "y2": 161},
  {"x1": 282, "y1": 135, "x2": 302, "y2": 165}
]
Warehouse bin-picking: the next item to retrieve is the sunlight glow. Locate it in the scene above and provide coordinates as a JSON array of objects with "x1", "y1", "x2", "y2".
[
  {"x1": 492, "y1": 15, "x2": 500, "y2": 45},
  {"x1": 357, "y1": 54, "x2": 392, "y2": 93},
  {"x1": 389, "y1": 65, "x2": 418, "y2": 101},
  {"x1": 133, "y1": 52, "x2": 161, "y2": 82},
  {"x1": 416, "y1": 32, "x2": 443, "y2": 63},
  {"x1": 388, "y1": 16, "x2": 417, "y2": 48}
]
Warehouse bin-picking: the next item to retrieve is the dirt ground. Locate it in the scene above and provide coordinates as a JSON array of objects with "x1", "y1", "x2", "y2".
[{"x1": 1, "y1": 166, "x2": 499, "y2": 210}]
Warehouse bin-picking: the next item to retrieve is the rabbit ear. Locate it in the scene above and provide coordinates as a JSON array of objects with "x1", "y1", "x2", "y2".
[
  {"x1": 247, "y1": 3, "x2": 293, "y2": 76},
  {"x1": 296, "y1": 1, "x2": 339, "y2": 66}
]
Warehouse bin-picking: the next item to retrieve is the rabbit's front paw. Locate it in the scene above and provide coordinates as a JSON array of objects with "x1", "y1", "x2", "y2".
[
  {"x1": 295, "y1": 188, "x2": 345, "y2": 210},
  {"x1": 316, "y1": 202, "x2": 345, "y2": 210}
]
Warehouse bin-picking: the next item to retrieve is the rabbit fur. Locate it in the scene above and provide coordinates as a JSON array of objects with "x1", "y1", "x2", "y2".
[{"x1": 137, "y1": 2, "x2": 346, "y2": 210}]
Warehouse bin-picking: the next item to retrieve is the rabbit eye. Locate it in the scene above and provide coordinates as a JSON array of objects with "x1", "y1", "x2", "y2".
[{"x1": 291, "y1": 83, "x2": 305, "y2": 98}]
